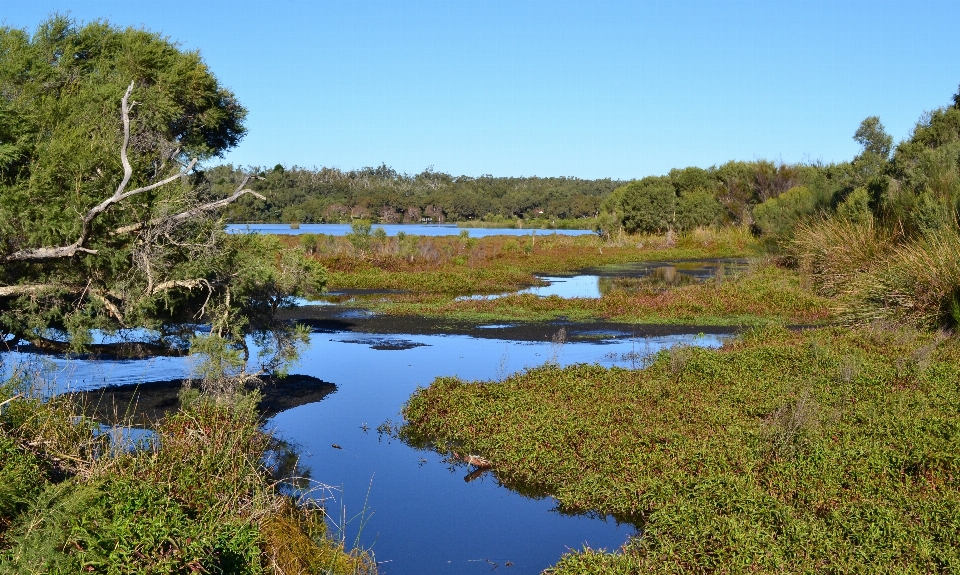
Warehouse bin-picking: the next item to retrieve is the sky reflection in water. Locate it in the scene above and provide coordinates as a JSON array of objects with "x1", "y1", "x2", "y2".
[{"x1": 3, "y1": 328, "x2": 725, "y2": 574}]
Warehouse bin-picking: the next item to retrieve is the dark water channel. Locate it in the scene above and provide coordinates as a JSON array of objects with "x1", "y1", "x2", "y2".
[{"x1": 4, "y1": 318, "x2": 730, "y2": 573}]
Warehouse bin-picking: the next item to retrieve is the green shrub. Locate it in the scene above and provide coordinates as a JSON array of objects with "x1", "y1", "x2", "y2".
[
  {"x1": 0, "y1": 435, "x2": 46, "y2": 544},
  {"x1": 752, "y1": 185, "x2": 817, "y2": 243},
  {"x1": 616, "y1": 177, "x2": 676, "y2": 234},
  {"x1": 0, "y1": 392, "x2": 376, "y2": 574},
  {"x1": 835, "y1": 186, "x2": 872, "y2": 224},
  {"x1": 348, "y1": 220, "x2": 373, "y2": 252},
  {"x1": 675, "y1": 188, "x2": 722, "y2": 231}
]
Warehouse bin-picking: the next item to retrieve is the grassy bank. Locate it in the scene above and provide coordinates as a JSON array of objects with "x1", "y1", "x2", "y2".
[
  {"x1": 0, "y1": 374, "x2": 374, "y2": 574},
  {"x1": 401, "y1": 325, "x2": 960, "y2": 572},
  {"x1": 298, "y1": 227, "x2": 761, "y2": 295}
]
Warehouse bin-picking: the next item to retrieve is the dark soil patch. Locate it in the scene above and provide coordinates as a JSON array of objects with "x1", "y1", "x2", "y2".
[
  {"x1": 68, "y1": 374, "x2": 336, "y2": 426},
  {"x1": 278, "y1": 305, "x2": 740, "y2": 342}
]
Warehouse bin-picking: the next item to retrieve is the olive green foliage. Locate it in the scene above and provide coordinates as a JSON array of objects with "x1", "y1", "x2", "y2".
[
  {"x1": 0, "y1": 435, "x2": 44, "y2": 541},
  {"x1": 835, "y1": 186, "x2": 872, "y2": 223},
  {"x1": 403, "y1": 326, "x2": 960, "y2": 573},
  {"x1": 0, "y1": 16, "x2": 323, "y2": 362},
  {"x1": 675, "y1": 188, "x2": 722, "y2": 230},
  {"x1": 752, "y1": 185, "x2": 819, "y2": 242},
  {"x1": 0, "y1": 16, "x2": 244, "y2": 253},
  {"x1": 882, "y1": 99, "x2": 960, "y2": 232},
  {"x1": 612, "y1": 177, "x2": 676, "y2": 234},
  {"x1": 854, "y1": 116, "x2": 893, "y2": 159}
]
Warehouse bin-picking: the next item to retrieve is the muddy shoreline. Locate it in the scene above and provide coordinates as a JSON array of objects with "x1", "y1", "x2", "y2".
[
  {"x1": 67, "y1": 374, "x2": 337, "y2": 425},
  {"x1": 278, "y1": 305, "x2": 741, "y2": 342}
]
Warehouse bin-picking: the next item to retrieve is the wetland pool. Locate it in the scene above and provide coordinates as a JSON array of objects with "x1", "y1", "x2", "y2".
[
  {"x1": 460, "y1": 258, "x2": 750, "y2": 300},
  {"x1": 5, "y1": 322, "x2": 728, "y2": 574}
]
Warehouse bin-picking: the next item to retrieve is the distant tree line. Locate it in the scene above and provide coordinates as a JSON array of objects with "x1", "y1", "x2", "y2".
[
  {"x1": 205, "y1": 82, "x2": 960, "y2": 245},
  {"x1": 203, "y1": 165, "x2": 622, "y2": 224},
  {"x1": 202, "y1": 154, "x2": 885, "y2": 234}
]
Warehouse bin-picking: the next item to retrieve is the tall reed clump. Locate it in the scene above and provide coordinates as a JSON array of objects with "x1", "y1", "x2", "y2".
[
  {"x1": 841, "y1": 227, "x2": 960, "y2": 328},
  {"x1": 789, "y1": 217, "x2": 960, "y2": 329},
  {"x1": 788, "y1": 217, "x2": 897, "y2": 297}
]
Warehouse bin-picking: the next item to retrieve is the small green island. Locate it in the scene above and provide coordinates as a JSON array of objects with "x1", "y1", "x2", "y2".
[{"x1": 2, "y1": 12, "x2": 960, "y2": 575}]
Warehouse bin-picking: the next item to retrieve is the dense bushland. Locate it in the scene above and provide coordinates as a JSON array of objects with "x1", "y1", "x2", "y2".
[{"x1": 205, "y1": 164, "x2": 620, "y2": 224}]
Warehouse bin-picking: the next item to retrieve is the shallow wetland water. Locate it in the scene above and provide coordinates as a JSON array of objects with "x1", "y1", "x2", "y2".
[{"x1": 4, "y1": 279, "x2": 734, "y2": 573}]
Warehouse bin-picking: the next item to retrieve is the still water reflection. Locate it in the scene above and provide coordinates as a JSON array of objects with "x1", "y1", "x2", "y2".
[
  {"x1": 4, "y1": 326, "x2": 726, "y2": 574},
  {"x1": 465, "y1": 259, "x2": 750, "y2": 300}
]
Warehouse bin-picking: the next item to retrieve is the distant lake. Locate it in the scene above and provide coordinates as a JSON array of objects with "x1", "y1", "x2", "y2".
[{"x1": 226, "y1": 223, "x2": 595, "y2": 237}]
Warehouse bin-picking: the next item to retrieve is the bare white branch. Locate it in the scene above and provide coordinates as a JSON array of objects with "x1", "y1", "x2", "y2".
[
  {"x1": 112, "y1": 175, "x2": 264, "y2": 236},
  {"x1": 0, "y1": 284, "x2": 57, "y2": 297},
  {"x1": 4, "y1": 81, "x2": 198, "y2": 263},
  {"x1": 151, "y1": 278, "x2": 212, "y2": 295}
]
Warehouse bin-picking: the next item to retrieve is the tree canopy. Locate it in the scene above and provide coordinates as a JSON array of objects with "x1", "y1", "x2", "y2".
[{"x1": 0, "y1": 16, "x2": 323, "y2": 366}]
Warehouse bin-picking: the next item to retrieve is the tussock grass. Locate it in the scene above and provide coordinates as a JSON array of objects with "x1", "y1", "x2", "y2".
[
  {"x1": 402, "y1": 326, "x2": 960, "y2": 572},
  {"x1": 789, "y1": 218, "x2": 897, "y2": 297},
  {"x1": 841, "y1": 228, "x2": 960, "y2": 328},
  {"x1": 790, "y1": 218, "x2": 960, "y2": 330}
]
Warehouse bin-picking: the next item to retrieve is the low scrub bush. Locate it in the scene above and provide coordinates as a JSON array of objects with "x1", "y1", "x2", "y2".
[{"x1": 752, "y1": 185, "x2": 819, "y2": 245}]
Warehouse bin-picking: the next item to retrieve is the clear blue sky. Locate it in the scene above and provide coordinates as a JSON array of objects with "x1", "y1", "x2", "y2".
[{"x1": 3, "y1": 1, "x2": 959, "y2": 179}]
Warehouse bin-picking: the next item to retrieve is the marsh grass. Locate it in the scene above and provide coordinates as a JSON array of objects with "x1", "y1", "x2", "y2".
[
  {"x1": 841, "y1": 228, "x2": 960, "y2": 328},
  {"x1": 381, "y1": 262, "x2": 830, "y2": 325},
  {"x1": 789, "y1": 218, "x2": 897, "y2": 298},
  {"x1": 401, "y1": 326, "x2": 960, "y2": 572},
  {"x1": 293, "y1": 226, "x2": 760, "y2": 296},
  {"x1": 791, "y1": 219, "x2": 960, "y2": 330}
]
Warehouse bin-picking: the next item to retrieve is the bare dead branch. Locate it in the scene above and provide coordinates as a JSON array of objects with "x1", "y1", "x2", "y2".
[
  {"x1": 0, "y1": 284, "x2": 57, "y2": 297},
  {"x1": 112, "y1": 175, "x2": 265, "y2": 236},
  {"x1": 151, "y1": 278, "x2": 212, "y2": 295},
  {"x1": 4, "y1": 81, "x2": 199, "y2": 263},
  {"x1": 165, "y1": 187, "x2": 265, "y2": 225},
  {"x1": 91, "y1": 290, "x2": 124, "y2": 325}
]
